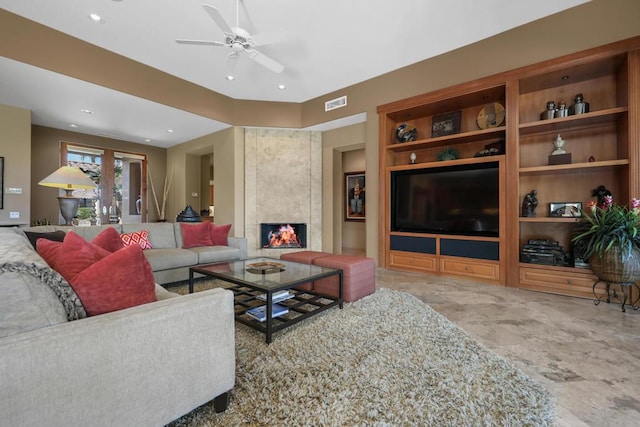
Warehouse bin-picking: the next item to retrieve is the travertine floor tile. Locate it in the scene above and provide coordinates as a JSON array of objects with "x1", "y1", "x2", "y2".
[{"x1": 376, "y1": 268, "x2": 640, "y2": 426}]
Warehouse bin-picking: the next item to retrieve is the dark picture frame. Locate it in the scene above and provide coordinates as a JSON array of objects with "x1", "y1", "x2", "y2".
[
  {"x1": 0, "y1": 157, "x2": 3, "y2": 209},
  {"x1": 345, "y1": 171, "x2": 365, "y2": 221},
  {"x1": 431, "y1": 110, "x2": 462, "y2": 137},
  {"x1": 549, "y1": 202, "x2": 582, "y2": 218}
]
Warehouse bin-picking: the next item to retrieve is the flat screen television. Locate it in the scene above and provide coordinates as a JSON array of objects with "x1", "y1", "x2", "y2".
[{"x1": 390, "y1": 161, "x2": 500, "y2": 237}]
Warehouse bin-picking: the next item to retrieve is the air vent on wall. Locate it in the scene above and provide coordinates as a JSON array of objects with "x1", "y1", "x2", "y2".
[{"x1": 325, "y1": 95, "x2": 347, "y2": 112}]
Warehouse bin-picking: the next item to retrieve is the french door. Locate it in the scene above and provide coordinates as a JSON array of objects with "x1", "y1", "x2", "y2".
[{"x1": 61, "y1": 142, "x2": 147, "y2": 225}]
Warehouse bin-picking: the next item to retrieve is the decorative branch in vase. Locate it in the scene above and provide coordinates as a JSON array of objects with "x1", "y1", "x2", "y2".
[{"x1": 148, "y1": 166, "x2": 174, "y2": 222}]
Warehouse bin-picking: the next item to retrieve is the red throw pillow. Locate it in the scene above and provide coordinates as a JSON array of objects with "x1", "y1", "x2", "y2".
[
  {"x1": 37, "y1": 228, "x2": 124, "y2": 269},
  {"x1": 53, "y1": 232, "x2": 112, "y2": 283},
  {"x1": 121, "y1": 230, "x2": 152, "y2": 250},
  {"x1": 181, "y1": 222, "x2": 214, "y2": 248},
  {"x1": 70, "y1": 245, "x2": 157, "y2": 316},
  {"x1": 36, "y1": 238, "x2": 63, "y2": 268},
  {"x1": 209, "y1": 223, "x2": 232, "y2": 246},
  {"x1": 92, "y1": 227, "x2": 125, "y2": 253}
]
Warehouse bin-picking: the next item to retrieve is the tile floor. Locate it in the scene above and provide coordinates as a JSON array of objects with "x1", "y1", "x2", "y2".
[{"x1": 376, "y1": 268, "x2": 640, "y2": 426}]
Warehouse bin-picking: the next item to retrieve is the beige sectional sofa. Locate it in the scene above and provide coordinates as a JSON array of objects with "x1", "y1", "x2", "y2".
[
  {"x1": 23, "y1": 222, "x2": 248, "y2": 284},
  {"x1": 0, "y1": 226, "x2": 237, "y2": 426}
]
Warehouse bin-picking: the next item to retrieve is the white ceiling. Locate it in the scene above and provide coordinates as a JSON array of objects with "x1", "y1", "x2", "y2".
[{"x1": 0, "y1": 0, "x2": 588, "y2": 147}]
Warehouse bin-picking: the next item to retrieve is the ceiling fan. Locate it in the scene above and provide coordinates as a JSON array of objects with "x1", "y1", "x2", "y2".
[{"x1": 176, "y1": 2, "x2": 285, "y2": 76}]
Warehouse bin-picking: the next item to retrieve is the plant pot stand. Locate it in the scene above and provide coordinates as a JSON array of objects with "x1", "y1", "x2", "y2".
[{"x1": 592, "y1": 280, "x2": 640, "y2": 312}]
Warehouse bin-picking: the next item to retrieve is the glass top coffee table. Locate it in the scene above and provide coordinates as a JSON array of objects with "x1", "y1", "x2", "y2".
[{"x1": 189, "y1": 257, "x2": 343, "y2": 343}]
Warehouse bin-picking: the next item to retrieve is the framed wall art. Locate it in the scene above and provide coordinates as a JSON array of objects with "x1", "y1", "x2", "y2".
[
  {"x1": 549, "y1": 202, "x2": 582, "y2": 218},
  {"x1": 431, "y1": 110, "x2": 461, "y2": 137},
  {"x1": 345, "y1": 171, "x2": 365, "y2": 221}
]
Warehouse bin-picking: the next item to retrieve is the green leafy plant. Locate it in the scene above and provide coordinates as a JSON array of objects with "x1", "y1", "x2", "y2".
[
  {"x1": 77, "y1": 207, "x2": 94, "y2": 220},
  {"x1": 436, "y1": 147, "x2": 459, "y2": 161},
  {"x1": 31, "y1": 218, "x2": 52, "y2": 226},
  {"x1": 572, "y1": 196, "x2": 640, "y2": 260}
]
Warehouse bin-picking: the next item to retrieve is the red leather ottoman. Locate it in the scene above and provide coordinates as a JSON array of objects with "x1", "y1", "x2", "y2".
[
  {"x1": 312, "y1": 254, "x2": 375, "y2": 302},
  {"x1": 280, "y1": 250, "x2": 332, "y2": 291}
]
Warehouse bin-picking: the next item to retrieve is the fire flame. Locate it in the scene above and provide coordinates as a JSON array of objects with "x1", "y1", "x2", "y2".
[{"x1": 265, "y1": 224, "x2": 300, "y2": 248}]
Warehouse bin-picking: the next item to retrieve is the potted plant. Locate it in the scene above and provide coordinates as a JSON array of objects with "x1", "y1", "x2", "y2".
[{"x1": 572, "y1": 195, "x2": 640, "y2": 283}]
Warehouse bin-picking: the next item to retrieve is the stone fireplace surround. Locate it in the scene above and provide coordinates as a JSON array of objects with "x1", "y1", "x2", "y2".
[{"x1": 244, "y1": 128, "x2": 322, "y2": 257}]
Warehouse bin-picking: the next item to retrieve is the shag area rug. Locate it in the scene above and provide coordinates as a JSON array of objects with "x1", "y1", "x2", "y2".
[{"x1": 167, "y1": 285, "x2": 554, "y2": 426}]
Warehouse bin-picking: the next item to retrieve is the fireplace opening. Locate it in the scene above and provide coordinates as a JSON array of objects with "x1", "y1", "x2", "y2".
[{"x1": 261, "y1": 223, "x2": 307, "y2": 249}]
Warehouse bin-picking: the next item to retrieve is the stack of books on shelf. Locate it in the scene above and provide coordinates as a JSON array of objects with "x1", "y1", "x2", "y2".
[
  {"x1": 257, "y1": 290, "x2": 294, "y2": 303},
  {"x1": 246, "y1": 303, "x2": 289, "y2": 322}
]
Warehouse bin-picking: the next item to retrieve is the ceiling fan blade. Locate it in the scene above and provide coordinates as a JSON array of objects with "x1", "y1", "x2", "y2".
[
  {"x1": 175, "y1": 39, "x2": 228, "y2": 47},
  {"x1": 202, "y1": 4, "x2": 233, "y2": 35},
  {"x1": 251, "y1": 29, "x2": 287, "y2": 47},
  {"x1": 246, "y1": 49, "x2": 284, "y2": 74}
]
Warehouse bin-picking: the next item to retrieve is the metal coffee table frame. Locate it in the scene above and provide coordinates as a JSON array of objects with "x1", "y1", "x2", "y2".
[{"x1": 189, "y1": 257, "x2": 343, "y2": 343}]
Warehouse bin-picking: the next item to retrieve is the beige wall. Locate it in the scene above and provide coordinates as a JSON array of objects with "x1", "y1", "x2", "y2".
[
  {"x1": 0, "y1": 104, "x2": 31, "y2": 225},
  {"x1": 170, "y1": 126, "x2": 244, "y2": 237},
  {"x1": 166, "y1": 131, "x2": 214, "y2": 224},
  {"x1": 30, "y1": 125, "x2": 166, "y2": 224},
  {"x1": 200, "y1": 154, "x2": 213, "y2": 213},
  {"x1": 184, "y1": 153, "x2": 201, "y2": 215},
  {"x1": 321, "y1": 123, "x2": 366, "y2": 253}
]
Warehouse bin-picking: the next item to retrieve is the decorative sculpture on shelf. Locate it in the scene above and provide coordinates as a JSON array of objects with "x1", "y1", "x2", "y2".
[
  {"x1": 592, "y1": 185, "x2": 612, "y2": 209},
  {"x1": 540, "y1": 101, "x2": 556, "y2": 120},
  {"x1": 555, "y1": 100, "x2": 568, "y2": 118},
  {"x1": 395, "y1": 123, "x2": 418, "y2": 143},
  {"x1": 569, "y1": 93, "x2": 589, "y2": 115},
  {"x1": 551, "y1": 134, "x2": 566, "y2": 155},
  {"x1": 521, "y1": 190, "x2": 539, "y2": 217}
]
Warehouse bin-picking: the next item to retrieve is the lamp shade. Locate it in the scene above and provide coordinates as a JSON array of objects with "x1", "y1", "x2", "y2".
[
  {"x1": 39, "y1": 166, "x2": 96, "y2": 225},
  {"x1": 38, "y1": 166, "x2": 96, "y2": 194}
]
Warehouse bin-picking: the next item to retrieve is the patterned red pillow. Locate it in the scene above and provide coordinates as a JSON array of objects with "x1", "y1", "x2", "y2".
[
  {"x1": 209, "y1": 223, "x2": 232, "y2": 246},
  {"x1": 120, "y1": 230, "x2": 152, "y2": 249},
  {"x1": 180, "y1": 222, "x2": 214, "y2": 248}
]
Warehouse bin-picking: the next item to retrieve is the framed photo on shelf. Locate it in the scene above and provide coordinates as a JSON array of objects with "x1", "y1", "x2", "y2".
[
  {"x1": 345, "y1": 171, "x2": 365, "y2": 221},
  {"x1": 549, "y1": 202, "x2": 582, "y2": 218},
  {"x1": 431, "y1": 111, "x2": 461, "y2": 137}
]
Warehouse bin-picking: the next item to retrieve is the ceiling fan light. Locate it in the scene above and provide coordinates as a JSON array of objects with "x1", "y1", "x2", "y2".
[{"x1": 89, "y1": 13, "x2": 104, "y2": 23}]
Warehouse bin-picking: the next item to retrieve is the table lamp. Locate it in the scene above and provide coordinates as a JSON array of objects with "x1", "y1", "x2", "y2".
[{"x1": 38, "y1": 166, "x2": 96, "y2": 225}]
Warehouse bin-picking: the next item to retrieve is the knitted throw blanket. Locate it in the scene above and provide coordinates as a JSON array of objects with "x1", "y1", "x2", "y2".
[{"x1": 0, "y1": 262, "x2": 87, "y2": 321}]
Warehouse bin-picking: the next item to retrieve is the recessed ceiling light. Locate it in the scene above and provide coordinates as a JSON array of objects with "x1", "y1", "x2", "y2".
[
  {"x1": 226, "y1": 75, "x2": 234, "y2": 81},
  {"x1": 168, "y1": 129, "x2": 174, "y2": 133},
  {"x1": 69, "y1": 124, "x2": 78, "y2": 128},
  {"x1": 89, "y1": 13, "x2": 104, "y2": 23},
  {"x1": 144, "y1": 138, "x2": 151, "y2": 142},
  {"x1": 277, "y1": 84, "x2": 286, "y2": 90},
  {"x1": 80, "y1": 109, "x2": 93, "y2": 114}
]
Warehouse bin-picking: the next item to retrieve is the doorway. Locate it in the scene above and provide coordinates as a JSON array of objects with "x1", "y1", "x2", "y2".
[{"x1": 62, "y1": 142, "x2": 147, "y2": 225}]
